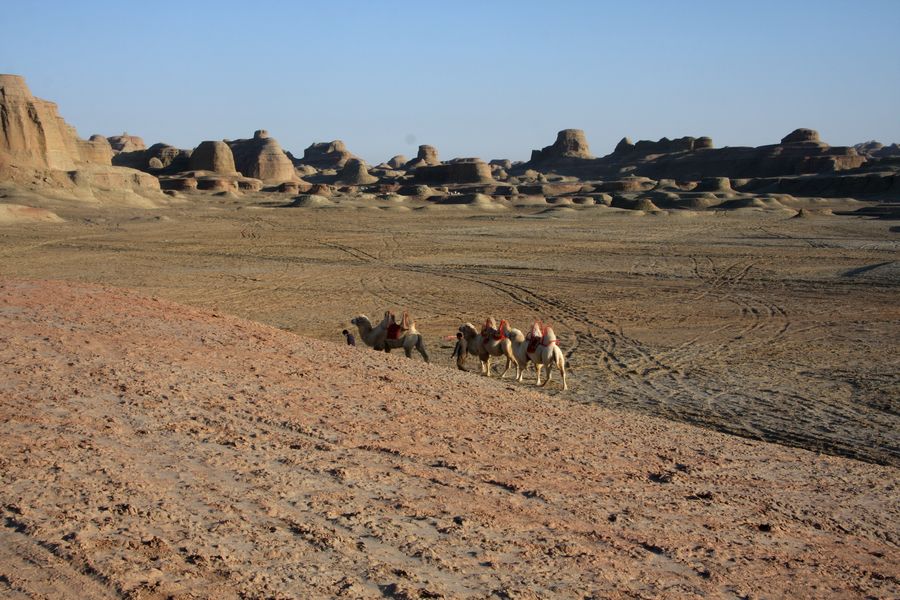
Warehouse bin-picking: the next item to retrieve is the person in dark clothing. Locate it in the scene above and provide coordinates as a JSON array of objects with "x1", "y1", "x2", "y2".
[
  {"x1": 451, "y1": 331, "x2": 464, "y2": 360},
  {"x1": 451, "y1": 331, "x2": 466, "y2": 370},
  {"x1": 342, "y1": 329, "x2": 356, "y2": 346}
]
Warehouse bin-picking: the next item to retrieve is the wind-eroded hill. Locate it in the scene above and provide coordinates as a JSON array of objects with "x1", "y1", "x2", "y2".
[{"x1": 0, "y1": 279, "x2": 897, "y2": 599}]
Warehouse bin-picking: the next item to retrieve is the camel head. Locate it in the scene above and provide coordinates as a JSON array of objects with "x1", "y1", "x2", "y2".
[
  {"x1": 458, "y1": 323, "x2": 477, "y2": 341},
  {"x1": 351, "y1": 315, "x2": 372, "y2": 331}
]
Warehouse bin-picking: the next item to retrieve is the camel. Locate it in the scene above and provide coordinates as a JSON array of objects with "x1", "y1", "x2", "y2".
[
  {"x1": 457, "y1": 321, "x2": 519, "y2": 377},
  {"x1": 524, "y1": 321, "x2": 568, "y2": 390},
  {"x1": 350, "y1": 313, "x2": 430, "y2": 362},
  {"x1": 498, "y1": 320, "x2": 532, "y2": 381}
]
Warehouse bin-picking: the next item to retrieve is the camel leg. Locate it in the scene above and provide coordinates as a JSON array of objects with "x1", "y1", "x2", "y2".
[
  {"x1": 560, "y1": 361, "x2": 568, "y2": 390},
  {"x1": 416, "y1": 336, "x2": 430, "y2": 363},
  {"x1": 541, "y1": 361, "x2": 553, "y2": 387},
  {"x1": 535, "y1": 364, "x2": 543, "y2": 386},
  {"x1": 484, "y1": 357, "x2": 491, "y2": 377},
  {"x1": 499, "y1": 345, "x2": 517, "y2": 379}
]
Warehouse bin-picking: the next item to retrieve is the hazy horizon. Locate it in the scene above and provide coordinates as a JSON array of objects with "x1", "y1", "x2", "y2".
[{"x1": 2, "y1": 0, "x2": 898, "y2": 164}]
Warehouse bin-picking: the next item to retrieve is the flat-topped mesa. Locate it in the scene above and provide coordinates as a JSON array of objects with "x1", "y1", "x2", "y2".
[
  {"x1": 417, "y1": 144, "x2": 440, "y2": 165},
  {"x1": 296, "y1": 140, "x2": 357, "y2": 170},
  {"x1": 413, "y1": 158, "x2": 494, "y2": 185},
  {"x1": 405, "y1": 145, "x2": 441, "y2": 169},
  {"x1": 530, "y1": 129, "x2": 594, "y2": 163},
  {"x1": 189, "y1": 141, "x2": 238, "y2": 175},
  {"x1": 227, "y1": 131, "x2": 297, "y2": 183}
]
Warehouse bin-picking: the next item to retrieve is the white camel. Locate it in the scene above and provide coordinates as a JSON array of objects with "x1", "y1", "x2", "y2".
[
  {"x1": 350, "y1": 313, "x2": 430, "y2": 362},
  {"x1": 457, "y1": 321, "x2": 519, "y2": 377},
  {"x1": 498, "y1": 320, "x2": 532, "y2": 381},
  {"x1": 525, "y1": 321, "x2": 568, "y2": 390}
]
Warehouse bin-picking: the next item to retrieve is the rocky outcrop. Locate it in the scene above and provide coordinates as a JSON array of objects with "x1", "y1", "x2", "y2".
[
  {"x1": 227, "y1": 130, "x2": 296, "y2": 183},
  {"x1": 614, "y1": 137, "x2": 634, "y2": 154},
  {"x1": 0, "y1": 74, "x2": 80, "y2": 171},
  {"x1": 855, "y1": 141, "x2": 900, "y2": 159},
  {"x1": 112, "y1": 143, "x2": 191, "y2": 173},
  {"x1": 387, "y1": 155, "x2": 407, "y2": 169},
  {"x1": 405, "y1": 145, "x2": 440, "y2": 169},
  {"x1": 189, "y1": 141, "x2": 238, "y2": 175},
  {"x1": 615, "y1": 136, "x2": 711, "y2": 156},
  {"x1": 0, "y1": 74, "x2": 159, "y2": 193},
  {"x1": 530, "y1": 129, "x2": 593, "y2": 163},
  {"x1": 417, "y1": 145, "x2": 440, "y2": 165},
  {"x1": 413, "y1": 159, "x2": 494, "y2": 185},
  {"x1": 337, "y1": 158, "x2": 378, "y2": 185},
  {"x1": 516, "y1": 128, "x2": 866, "y2": 182},
  {"x1": 77, "y1": 135, "x2": 113, "y2": 166},
  {"x1": 296, "y1": 140, "x2": 356, "y2": 169},
  {"x1": 781, "y1": 128, "x2": 821, "y2": 145},
  {"x1": 107, "y1": 134, "x2": 146, "y2": 153}
]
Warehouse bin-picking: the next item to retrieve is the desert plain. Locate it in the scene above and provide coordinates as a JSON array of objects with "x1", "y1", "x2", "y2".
[
  {"x1": 1, "y1": 72, "x2": 899, "y2": 599},
  {"x1": 1, "y1": 187, "x2": 899, "y2": 599}
]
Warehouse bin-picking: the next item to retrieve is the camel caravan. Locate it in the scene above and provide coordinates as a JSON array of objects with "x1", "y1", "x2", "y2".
[{"x1": 349, "y1": 312, "x2": 567, "y2": 390}]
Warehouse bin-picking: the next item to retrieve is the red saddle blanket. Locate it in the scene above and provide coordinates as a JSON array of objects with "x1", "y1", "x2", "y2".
[{"x1": 387, "y1": 324, "x2": 402, "y2": 340}]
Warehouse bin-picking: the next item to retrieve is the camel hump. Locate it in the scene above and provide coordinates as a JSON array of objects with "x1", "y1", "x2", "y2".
[{"x1": 542, "y1": 326, "x2": 559, "y2": 346}]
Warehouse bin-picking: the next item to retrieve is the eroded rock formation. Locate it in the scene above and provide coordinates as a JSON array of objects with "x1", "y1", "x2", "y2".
[
  {"x1": 297, "y1": 140, "x2": 356, "y2": 170},
  {"x1": 227, "y1": 130, "x2": 297, "y2": 183},
  {"x1": 189, "y1": 141, "x2": 238, "y2": 175},
  {"x1": 530, "y1": 129, "x2": 594, "y2": 163},
  {"x1": 414, "y1": 159, "x2": 493, "y2": 185}
]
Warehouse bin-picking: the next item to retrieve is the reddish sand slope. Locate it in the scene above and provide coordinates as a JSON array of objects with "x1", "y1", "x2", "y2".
[{"x1": 0, "y1": 279, "x2": 896, "y2": 599}]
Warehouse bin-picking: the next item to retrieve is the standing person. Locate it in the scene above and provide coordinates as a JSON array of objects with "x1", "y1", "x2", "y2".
[
  {"x1": 451, "y1": 331, "x2": 464, "y2": 360},
  {"x1": 451, "y1": 331, "x2": 466, "y2": 371},
  {"x1": 342, "y1": 329, "x2": 356, "y2": 347}
]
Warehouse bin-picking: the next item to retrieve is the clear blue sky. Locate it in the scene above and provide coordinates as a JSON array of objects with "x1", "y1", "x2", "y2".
[{"x1": 2, "y1": 1, "x2": 898, "y2": 163}]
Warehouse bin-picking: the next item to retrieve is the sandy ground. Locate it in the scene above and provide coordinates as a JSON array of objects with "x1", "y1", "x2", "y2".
[
  {"x1": 1, "y1": 278, "x2": 897, "y2": 599},
  {"x1": 0, "y1": 190, "x2": 897, "y2": 467}
]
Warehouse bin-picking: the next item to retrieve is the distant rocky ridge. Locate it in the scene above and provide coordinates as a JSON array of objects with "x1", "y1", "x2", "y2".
[{"x1": 1, "y1": 74, "x2": 897, "y2": 208}]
